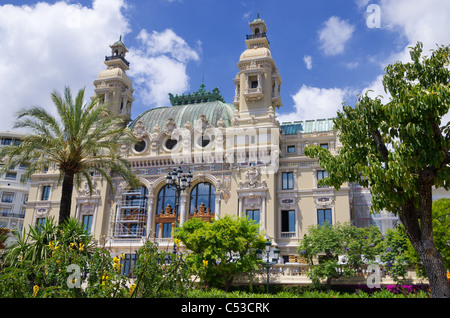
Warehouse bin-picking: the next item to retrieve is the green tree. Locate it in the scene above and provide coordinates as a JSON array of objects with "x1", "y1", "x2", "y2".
[
  {"x1": 129, "y1": 240, "x2": 193, "y2": 298},
  {"x1": 378, "y1": 227, "x2": 416, "y2": 284},
  {"x1": 297, "y1": 223, "x2": 382, "y2": 288},
  {"x1": 431, "y1": 198, "x2": 450, "y2": 271},
  {"x1": 175, "y1": 216, "x2": 265, "y2": 291},
  {"x1": 304, "y1": 42, "x2": 450, "y2": 297},
  {"x1": 0, "y1": 87, "x2": 139, "y2": 225}
]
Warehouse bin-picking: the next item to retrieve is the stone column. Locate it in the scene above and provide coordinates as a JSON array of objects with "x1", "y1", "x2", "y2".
[
  {"x1": 214, "y1": 193, "x2": 221, "y2": 220},
  {"x1": 261, "y1": 195, "x2": 266, "y2": 233},
  {"x1": 238, "y1": 197, "x2": 243, "y2": 218},
  {"x1": 179, "y1": 193, "x2": 189, "y2": 226},
  {"x1": 146, "y1": 196, "x2": 154, "y2": 238}
]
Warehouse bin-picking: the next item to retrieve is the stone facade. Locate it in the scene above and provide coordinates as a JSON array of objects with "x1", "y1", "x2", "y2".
[{"x1": 22, "y1": 16, "x2": 447, "y2": 269}]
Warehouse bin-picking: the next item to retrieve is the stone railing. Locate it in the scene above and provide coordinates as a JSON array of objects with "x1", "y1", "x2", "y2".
[{"x1": 234, "y1": 263, "x2": 427, "y2": 286}]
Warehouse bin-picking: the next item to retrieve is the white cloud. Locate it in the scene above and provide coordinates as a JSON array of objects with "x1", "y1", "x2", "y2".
[
  {"x1": 303, "y1": 55, "x2": 313, "y2": 70},
  {"x1": 318, "y1": 16, "x2": 355, "y2": 56},
  {"x1": 128, "y1": 29, "x2": 201, "y2": 108},
  {"x1": 0, "y1": 0, "x2": 130, "y2": 131},
  {"x1": 0, "y1": 0, "x2": 200, "y2": 132},
  {"x1": 360, "y1": 0, "x2": 450, "y2": 124},
  {"x1": 277, "y1": 85, "x2": 353, "y2": 123}
]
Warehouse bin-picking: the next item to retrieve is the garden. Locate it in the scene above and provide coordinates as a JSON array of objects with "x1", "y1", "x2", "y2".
[{"x1": 1, "y1": 205, "x2": 448, "y2": 299}]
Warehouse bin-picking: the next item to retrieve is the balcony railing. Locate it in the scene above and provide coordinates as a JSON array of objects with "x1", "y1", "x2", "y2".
[
  {"x1": 234, "y1": 263, "x2": 425, "y2": 285},
  {"x1": 0, "y1": 211, "x2": 25, "y2": 219},
  {"x1": 246, "y1": 32, "x2": 267, "y2": 40},
  {"x1": 105, "y1": 55, "x2": 130, "y2": 67}
]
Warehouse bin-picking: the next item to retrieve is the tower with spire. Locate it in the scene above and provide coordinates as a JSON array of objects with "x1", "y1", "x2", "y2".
[
  {"x1": 233, "y1": 14, "x2": 282, "y2": 124},
  {"x1": 93, "y1": 36, "x2": 134, "y2": 125}
]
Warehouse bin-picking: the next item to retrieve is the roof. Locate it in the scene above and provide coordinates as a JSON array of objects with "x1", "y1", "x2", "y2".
[
  {"x1": 129, "y1": 100, "x2": 236, "y2": 131},
  {"x1": 129, "y1": 85, "x2": 236, "y2": 131},
  {"x1": 280, "y1": 119, "x2": 335, "y2": 135}
]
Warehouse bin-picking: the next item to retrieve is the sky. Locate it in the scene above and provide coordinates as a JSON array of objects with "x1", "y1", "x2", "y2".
[{"x1": 0, "y1": 0, "x2": 449, "y2": 132}]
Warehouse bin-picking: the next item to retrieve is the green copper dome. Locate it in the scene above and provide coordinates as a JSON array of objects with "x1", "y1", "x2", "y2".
[{"x1": 129, "y1": 85, "x2": 236, "y2": 131}]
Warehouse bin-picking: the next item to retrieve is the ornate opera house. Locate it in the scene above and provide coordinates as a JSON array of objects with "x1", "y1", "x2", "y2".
[{"x1": 24, "y1": 16, "x2": 414, "y2": 269}]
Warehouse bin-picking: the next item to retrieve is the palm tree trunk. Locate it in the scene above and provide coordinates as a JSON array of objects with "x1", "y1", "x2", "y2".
[{"x1": 58, "y1": 171, "x2": 75, "y2": 225}]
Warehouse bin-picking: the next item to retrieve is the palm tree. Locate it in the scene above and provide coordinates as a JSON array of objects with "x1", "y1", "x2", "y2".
[{"x1": 0, "y1": 87, "x2": 139, "y2": 225}]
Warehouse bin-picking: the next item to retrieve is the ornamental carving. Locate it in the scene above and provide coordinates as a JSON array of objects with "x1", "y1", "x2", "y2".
[
  {"x1": 315, "y1": 196, "x2": 335, "y2": 206},
  {"x1": 164, "y1": 118, "x2": 177, "y2": 135},
  {"x1": 133, "y1": 120, "x2": 146, "y2": 140},
  {"x1": 238, "y1": 166, "x2": 267, "y2": 189},
  {"x1": 78, "y1": 180, "x2": 101, "y2": 197}
]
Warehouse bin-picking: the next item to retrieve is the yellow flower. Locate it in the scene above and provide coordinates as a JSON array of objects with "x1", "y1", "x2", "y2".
[
  {"x1": 79, "y1": 243, "x2": 85, "y2": 251},
  {"x1": 101, "y1": 275, "x2": 109, "y2": 285},
  {"x1": 33, "y1": 285, "x2": 39, "y2": 297},
  {"x1": 120, "y1": 253, "x2": 125, "y2": 259},
  {"x1": 174, "y1": 238, "x2": 181, "y2": 247},
  {"x1": 129, "y1": 284, "x2": 136, "y2": 295},
  {"x1": 447, "y1": 272, "x2": 450, "y2": 280},
  {"x1": 202, "y1": 259, "x2": 208, "y2": 267}
]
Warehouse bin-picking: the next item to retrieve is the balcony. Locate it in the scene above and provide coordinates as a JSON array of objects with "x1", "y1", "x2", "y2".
[
  {"x1": 105, "y1": 55, "x2": 130, "y2": 67},
  {"x1": 246, "y1": 32, "x2": 268, "y2": 40},
  {"x1": 0, "y1": 211, "x2": 25, "y2": 219},
  {"x1": 243, "y1": 87, "x2": 263, "y2": 102}
]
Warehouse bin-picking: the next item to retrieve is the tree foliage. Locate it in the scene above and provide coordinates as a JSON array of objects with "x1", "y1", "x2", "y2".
[
  {"x1": 174, "y1": 216, "x2": 265, "y2": 291},
  {"x1": 0, "y1": 87, "x2": 139, "y2": 225},
  {"x1": 304, "y1": 42, "x2": 450, "y2": 298},
  {"x1": 297, "y1": 223, "x2": 383, "y2": 288}
]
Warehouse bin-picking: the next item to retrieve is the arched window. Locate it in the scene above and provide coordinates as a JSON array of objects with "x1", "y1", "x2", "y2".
[
  {"x1": 155, "y1": 185, "x2": 178, "y2": 239},
  {"x1": 114, "y1": 186, "x2": 148, "y2": 238},
  {"x1": 156, "y1": 185, "x2": 176, "y2": 214},
  {"x1": 189, "y1": 182, "x2": 215, "y2": 214}
]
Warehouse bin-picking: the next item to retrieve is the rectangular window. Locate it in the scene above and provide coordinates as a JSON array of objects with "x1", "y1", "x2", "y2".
[
  {"x1": 320, "y1": 143, "x2": 328, "y2": 150},
  {"x1": 41, "y1": 186, "x2": 51, "y2": 201},
  {"x1": 82, "y1": 215, "x2": 93, "y2": 234},
  {"x1": 317, "y1": 170, "x2": 329, "y2": 188},
  {"x1": 36, "y1": 217, "x2": 46, "y2": 232},
  {"x1": 287, "y1": 145, "x2": 296, "y2": 154},
  {"x1": 1, "y1": 138, "x2": 12, "y2": 145},
  {"x1": 5, "y1": 172, "x2": 16, "y2": 180},
  {"x1": 317, "y1": 209, "x2": 332, "y2": 226},
  {"x1": 246, "y1": 209, "x2": 260, "y2": 224},
  {"x1": 155, "y1": 223, "x2": 173, "y2": 238},
  {"x1": 281, "y1": 210, "x2": 295, "y2": 234},
  {"x1": 121, "y1": 253, "x2": 137, "y2": 278},
  {"x1": 1, "y1": 207, "x2": 11, "y2": 217},
  {"x1": 2, "y1": 193, "x2": 14, "y2": 203},
  {"x1": 282, "y1": 172, "x2": 294, "y2": 190}
]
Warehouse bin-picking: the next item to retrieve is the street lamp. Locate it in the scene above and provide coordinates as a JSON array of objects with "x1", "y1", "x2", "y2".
[
  {"x1": 165, "y1": 166, "x2": 193, "y2": 216},
  {"x1": 256, "y1": 239, "x2": 280, "y2": 293}
]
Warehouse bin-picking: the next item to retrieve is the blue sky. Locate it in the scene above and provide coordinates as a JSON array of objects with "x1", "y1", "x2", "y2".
[{"x1": 0, "y1": 0, "x2": 449, "y2": 130}]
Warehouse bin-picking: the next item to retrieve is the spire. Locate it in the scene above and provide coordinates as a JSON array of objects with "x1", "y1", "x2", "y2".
[{"x1": 105, "y1": 36, "x2": 130, "y2": 70}]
